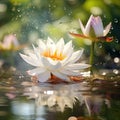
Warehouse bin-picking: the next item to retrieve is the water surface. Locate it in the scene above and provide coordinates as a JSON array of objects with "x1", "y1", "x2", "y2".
[{"x1": 0, "y1": 68, "x2": 120, "y2": 120}]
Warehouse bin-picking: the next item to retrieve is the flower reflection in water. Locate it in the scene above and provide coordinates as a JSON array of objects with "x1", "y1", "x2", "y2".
[
  {"x1": 22, "y1": 82, "x2": 110, "y2": 117},
  {"x1": 23, "y1": 83, "x2": 84, "y2": 112}
]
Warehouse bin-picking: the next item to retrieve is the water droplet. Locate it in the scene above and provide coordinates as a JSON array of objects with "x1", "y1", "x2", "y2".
[
  {"x1": 32, "y1": 6, "x2": 35, "y2": 9},
  {"x1": 12, "y1": 7, "x2": 16, "y2": 11},
  {"x1": 19, "y1": 75, "x2": 24, "y2": 79},
  {"x1": 68, "y1": 13, "x2": 71, "y2": 16},
  {"x1": 14, "y1": 34, "x2": 16, "y2": 36},
  {"x1": 35, "y1": 26, "x2": 38, "y2": 30},
  {"x1": 48, "y1": 4, "x2": 51, "y2": 7},
  {"x1": 67, "y1": 11, "x2": 72, "y2": 16},
  {"x1": 102, "y1": 72, "x2": 106, "y2": 76},
  {"x1": 110, "y1": 26, "x2": 113, "y2": 30},
  {"x1": 19, "y1": 15, "x2": 21, "y2": 18},
  {"x1": 15, "y1": 17, "x2": 18, "y2": 21},
  {"x1": 114, "y1": 18, "x2": 118, "y2": 23},
  {"x1": 112, "y1": 49, "x2": 116, "y2": 52},
  {"x1": 115, "y1": 39, "x2": 119, "y2": 43},
  {"x1": 113, "y1": 69, "x2": 119, "y2": 74},
  {"x1": 114, "y1": 57, "x2": 119, "y2": 63},
  {"x1": 53, "y1": 5, "x2": 56, "y2": 8},
  {"x1": 17, "y1": 9, "x2": 20, "y2": 12},
  {"x1": 98, "y1": 43, "x2": 102, "y2": 48},
  {"x1": 110, "y1": 77, "x2": 113, "y2": 79},
  {"x1": 64, "y1": 7, "x2": 66, "y2": 11},
  {"x1": 103, "y1": 15, "x2": 106, "y2": 18},
  {"x1": 19, "y1": 76, "x2": 22, "y2": 79}
]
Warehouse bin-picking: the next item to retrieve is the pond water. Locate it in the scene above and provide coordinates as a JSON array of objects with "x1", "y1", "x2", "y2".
[{"x1": 0, "y1": 68, "x2": 120, "y2": 120}]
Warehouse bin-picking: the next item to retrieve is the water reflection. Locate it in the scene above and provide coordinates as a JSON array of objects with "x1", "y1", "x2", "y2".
[
  {"x1": 0, "y1": 70, "x2": 120, "y2": 120},
  {"x1": 20, "y1": 82, "x2": 110, "y2": 120},
  {"x1": 23, "y1": 83, "x2": 85, "y2": 112}
]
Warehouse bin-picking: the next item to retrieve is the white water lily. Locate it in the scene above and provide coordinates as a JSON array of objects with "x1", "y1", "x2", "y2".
[{"x1": 20, "y1": 37, "x2": 90, "y2": 82}]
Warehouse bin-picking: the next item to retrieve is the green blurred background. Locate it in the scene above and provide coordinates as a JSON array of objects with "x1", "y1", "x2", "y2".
[{"x1": 0, "y1": 0, "x2": 120, "y2": 70}]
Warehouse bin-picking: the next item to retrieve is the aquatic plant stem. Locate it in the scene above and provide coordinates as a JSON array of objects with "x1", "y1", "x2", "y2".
[{"x1": 89, "y1": 41, "x2": 95, "y2": 75}]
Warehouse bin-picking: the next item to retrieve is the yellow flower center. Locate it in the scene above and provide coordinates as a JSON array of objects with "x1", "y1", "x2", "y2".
[{"x1": 43, "y1": 49, "x2": 65, "y2": 60}]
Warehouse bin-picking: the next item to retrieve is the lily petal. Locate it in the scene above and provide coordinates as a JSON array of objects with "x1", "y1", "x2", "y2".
[
  {"x1": 103, "y1": 22, "x2": 111, "y2": 36},
  {"x1": 19, "y1": 53, "x2": 40, "y2": 66},
  {"x1": 27, "y1": 67, "x2": 46, "y2": 76},
  {"x1": 62, "y1": 40, "x2": 73, "y2": 64},
  {"x1": 79, "y1": 18, "x2": 85, "y2": 34},
  {"x1": 91, "y1": 16, "x2": 104, "y2": 37},
  {"x1": 47, "y1": 37, "x2": 55, "y2": 46},
  {"x1": 47, "y1": 37, "x2": 56, "y2": 55},
  {"x1": 63, "y1": 40, "x2": 73, "y2": 56},
  {"x1": 66, "y1": 63, "x2": 91, "y2": 70},
  {"x1": 27, "y1": 53, "x2": 43, "y2": 66},
  {"x1": 37, "y1": 71, "x2": 51, "y2": 82},
  {"x1": 38, "y1": 39, "x2": 46, "y2": 53},
  {"x1": 68, "y1": 49, "x2": 84, "y2": 63},
  {"x1": 84, "y1": 15, "x2": 93, "y2": 35},
  {"x1": 41, "y1": 57, "x2": 61, "y2": 70},
  {"x1": 27, "y1": 52, "x2": 38, "y2": 60},
  {"x1": 60, "y1": 69, "x2": 81, "y2": 76},
  {"x1": 32, "y1": 44, "x2": 40, "y2": 59},
  {"x1": 56, "y1": 38, "x2": 64, "y2": 56},
  {"x1": 52, "y1": 71, "x2": 70, "y2": 81}
]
